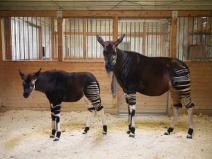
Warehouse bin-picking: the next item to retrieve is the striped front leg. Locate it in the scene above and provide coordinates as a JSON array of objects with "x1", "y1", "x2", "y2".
[
  {"x1": 125, "y1": 93, "x2": 136, "y2": 138},
  {"x1": 50, "y1": 104, "x2": 61, "y2": 141}
]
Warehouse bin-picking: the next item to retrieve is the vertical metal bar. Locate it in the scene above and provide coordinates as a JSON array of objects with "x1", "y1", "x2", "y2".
[
  {"x1": 77, "y1": 18, "x2": 79, "y2": 58},
  {"x1": 27, "y1": 17, "x2": 30, "y2": 59},
  {"x1": 143, "y1": 21, "x2": 146, "y2": 55},
  {"x1": 86, "y1": 18, "x2": 88, "y2": 58},
  {"x1": 99, "y1": 18, "x2": 102, "y2": 58},
  {"x1": 146, "y1": 22, "x2": 149, "y2": 55},
  {"x1": 133, "y1": 21, "x2": 136, "y2": 52},
  {"x1": 177, "y1": 17, "x2": 180, "y2": 58},
  {"x1": 121, "y1": 19, "x2": 123, "y2": 37},
  {"x1": 139, "y1": 21, "x2": 141, "y2": 53},
  {"x1": 39, "y1": 17, "x2": 42, "y2": 59},
  {"x1": 32, "y1": 17, "x2": 34, "y2": 59},
  {"x1": 22, "y1": 17, "x2": 25, "y2": 60},
  {"x1": 49, "y1": 17, "x2": 51, "y2": 59},
  {"x1": 130, "y1": 21, "x2": 132, "y2": 50},
  {"x1": 109, "y1": 18, "x2": 111, "y2": 39},
  {"x1": 73, "y1": 18, "x2": 76, "y2": 57},
  {"x1": 35, "y1": 17, "x2": 38, "y2": 59},
  {"x1": 125, "y1": 20, "x2": 128, "y2": 49},
  {"x1": 95, "y1": 19, "x2": 98, "y2": 58},
  {"x1": 83, "y1": 18, "x2": 86, "y2": 58},
  {"x1": 18, "y1": 17, "x2": 21, "y2": 60},
  {"x1": 151, "y1": 21, "x2": 153, "y2": 56},
  {"x1": 69, "y1": 18, "x2": 71, "y2": 58},
  {"x1": 14, "y1": 17, "x2": 17, "y2": 60},
  {"x1": 91, "y1": 18, "x2": 93, "y2": 58}
]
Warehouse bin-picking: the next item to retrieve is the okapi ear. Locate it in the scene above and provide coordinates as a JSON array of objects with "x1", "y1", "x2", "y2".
[
  {"x1": 114, "y1": 34, "x2": 125, "y2": 46},
  {"x1": 96, "y1": 35, "x2": 105, "y2": 46},
  {"x1": 19, "y1": 69, "x2": 25, "y2": 80},
  {"x1": 34, "y1": 68, "x2": 41, "y2": 78}
]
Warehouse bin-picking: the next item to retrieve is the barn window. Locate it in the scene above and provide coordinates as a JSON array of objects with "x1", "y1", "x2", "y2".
[
  {"x1": 63, "y1": 17, "x2": 113, "y2": 59},
  {"x1": 1, "y1": 16, "x2": 57, "y2": 61},
  {"x1": 177, "y1": 17, "x2": 212, "y2": 61},
  {"x1": 118, "y1": 18, "x2": 170, "y2": 57}
]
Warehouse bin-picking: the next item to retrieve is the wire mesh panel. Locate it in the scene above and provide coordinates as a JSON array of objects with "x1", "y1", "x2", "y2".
[
  {"x1": 10, "y1": 17, "x2": 55, "y2": 60},
  {"x1": 63, "y1": 18, "x2": 84, "y2": 58},
  {"x1": 63, "y1": 17, "x2": 113, "y2": 59},
  {"x1": 177, "y1": 17, "x2": 212, "y2": 61},
  {"x1": 118, "y1": 18, "x2": 170, "y2": 57}
]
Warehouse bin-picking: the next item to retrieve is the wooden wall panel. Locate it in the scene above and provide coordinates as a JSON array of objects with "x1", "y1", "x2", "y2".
[{"x1": 0, "y1": 61, "x2": 212, "y2": 115}]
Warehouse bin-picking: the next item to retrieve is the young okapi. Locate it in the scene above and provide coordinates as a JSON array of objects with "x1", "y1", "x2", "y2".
[
  {"x1": 97, "y1": 34, "x2": 194, "y2": 139},
  {"x1": 19, "y1": 69, "x2": 107, "y2": 141}
]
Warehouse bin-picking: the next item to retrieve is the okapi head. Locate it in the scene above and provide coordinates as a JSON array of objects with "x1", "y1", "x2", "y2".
[
  {"x1": 19, "y1": 68, "x2": 41, "y2": 98},
  {"x1": 97, "y1": 34, "x2": 125, "y2": 73}
]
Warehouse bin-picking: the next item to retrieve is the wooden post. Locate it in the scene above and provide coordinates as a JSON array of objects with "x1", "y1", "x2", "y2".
[
  {"x1": 4, "y1": 17, "x2": 12, "y2": 60},
  {"x1": 57, "y1": 15, "x2": 63, "y2": 61},
  {"x1": 83, "y1": 18, "x2": 86, "y2": 59},
  {"x1": 113, "y1": 16, "x2": 118, "y2": 40},
  {"x1": 113, "y1": 16, "x2": 119, "y2": 114},
  {"x1": 170, "y1": 11, "x2": 178, "y2": 58}
]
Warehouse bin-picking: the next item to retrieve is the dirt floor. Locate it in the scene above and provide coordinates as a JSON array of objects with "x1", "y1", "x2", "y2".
[{"x1": 0, "y1": 110, "x2": 212, "y2": 159}]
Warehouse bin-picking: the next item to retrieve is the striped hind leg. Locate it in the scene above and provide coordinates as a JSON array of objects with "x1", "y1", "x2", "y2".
[
  {"x1": 84, "y1": 82, "x2": 107, "y2": 134},
  {"x1": 83, "y1": 97, "x2": 93, "y2": 134},
  {"x1": 169, "y1": 68, "x2": 194, "y2": 138},
  {"x1": 164, "y1": 90, "x2": 182, "y2": 135}
]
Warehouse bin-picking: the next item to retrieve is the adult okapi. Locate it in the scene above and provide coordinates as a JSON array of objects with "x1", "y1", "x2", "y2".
[
  {"x1": 19, "y1": 69, "x2": 107, "y2": 141},
  {"x1": 97, "y1": 34, "x2": 194, "y2": 139}
]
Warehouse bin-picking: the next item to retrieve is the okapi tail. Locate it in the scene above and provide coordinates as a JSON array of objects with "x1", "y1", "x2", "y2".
[{"x1": 171, "y1": 58, "x2": 188, "y2": 69}]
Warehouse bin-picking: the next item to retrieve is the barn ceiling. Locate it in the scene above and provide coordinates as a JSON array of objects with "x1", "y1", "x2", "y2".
[{"x1": 0, "y1": 0, "x2": 211, "y2": 11}]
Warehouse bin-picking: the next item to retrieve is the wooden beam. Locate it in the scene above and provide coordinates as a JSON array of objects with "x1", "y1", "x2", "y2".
[
  {"x1": 170, "y1": 11, "x2": 177, "y2": 58},
  {"x1": 1, "y1": 10, "x2": 212, "y2": 18},
  {"x1": 0, "y1": 11, "x2": 56, "y2": 17},
  {"x1": 63, "y1": 10, "x2": 172, "y2": 18},
  {"x1": 178, "y1": 11, "x2": 212, "y2": 17},
  {"x1": 57, "y1": 17, "x2": 63, "y2": 62}
]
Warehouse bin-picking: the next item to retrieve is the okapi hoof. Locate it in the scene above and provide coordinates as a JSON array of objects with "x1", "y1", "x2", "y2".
[
  {"x1": 50, "y1": 129, "x2": 56, "y2": 138},
  {"x1": 50, "y1": 135, "x2": 55, "y2": 138},
  {"x1": 53, "y1": 138, "x2": 60, "y2": 141},
  {"x1": 83, "y1": 127, "x2": 89, "y2": 134},
  {"x1": 126, "y1": 130, "x2": 131, "y2": 134},
  {"x1": 164, "y1": 127, "x2": 174, "y2": 135},
  {"x1": 186, "y1": 134, "x2": 192, "y2": 139},
  {"x1": 127, "y1": 125, "x2": 132, "y2": 134},
  {"x1": 53, "y1": 131, "x2": 61, "y2": 141},
  {"x1": 186, "y1": 128, "x2": 193, "y2": 139},
  {"x1": 102, "y1": 125, "x2": 107, "y2": 135},
  {"x1": 129, "y1": 133, "x2": 135, "y2": 138},
  {"x1": 102, "y1": 131, "x2": 107, "y2": 135}
]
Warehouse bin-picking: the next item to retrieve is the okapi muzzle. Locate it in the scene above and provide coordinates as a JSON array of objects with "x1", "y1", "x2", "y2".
[
  {"x1": 104, "y1": 54, "x2": 117, "y2": 73},
  {"x1": 23, "y1": 82, "x2": 34, "y2": 98}
]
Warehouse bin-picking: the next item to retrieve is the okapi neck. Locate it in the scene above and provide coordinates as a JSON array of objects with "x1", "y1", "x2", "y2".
[{"x1": 34, "y1": 75, "x2": 45, "y2": 93}]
